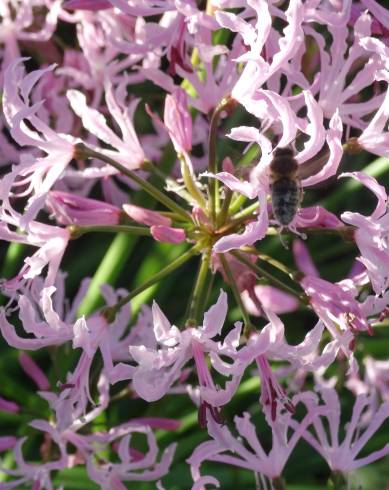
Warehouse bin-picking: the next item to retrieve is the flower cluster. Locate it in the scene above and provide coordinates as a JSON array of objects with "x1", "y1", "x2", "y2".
[{"x1": 0, "y1": 0, "x2": 388, "y2": 489}]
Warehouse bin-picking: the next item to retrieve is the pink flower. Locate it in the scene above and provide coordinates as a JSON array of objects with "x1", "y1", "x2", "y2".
[
  {"x1": 86, "y1": 425, "x2": 177, "y2": 490},
  {"x1": 129, "y1": 291, "x2": 245, "y2": 411},
  {"x1": 150, "y1": 225, "x2": 186, "y2": 244},
  {"x1": 188, "y1": 393, "x2": 322, "y2": 486},
  {"x1": 0, "y1": 1, "x2": 60, "y2": 81},
  {"x1": 0, "y1": 429, "x2": 69, "y2": 489},
  {"x1": 312, "y1": 10, "x2": 386, "y2": 128},
  {"x1": 295, "y1": 206, "x2": 343, "y2": 229},
  {"x1": 123, "y1": 204, "x2": 171, "y2": 227},
  {"x1": 67, "y1": 82, "x2": 145, "y2": 169},
  {"x1": 301, "y1": 275, "x2": 370, "y2": 369},
  {"x1": 0, "y1": 221, "x2": 70, "y2": 296},
  {"x1": 297, "y1": 387, "x2": 389, "y2": 472},
  {"x1": 47, "y1": 191, "x2": 122, "y2": 226},
  {"x1": 2, "y1": 59, "x2": 76, "y2": 225},
  {"x1": 164, "y1": 89, "x2": 192, "y2": 154},
  {"x1": 341, "y1": 172, "x2": 389, "y2": 295}
]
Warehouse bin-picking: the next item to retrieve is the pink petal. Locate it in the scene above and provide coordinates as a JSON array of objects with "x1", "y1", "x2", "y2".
[
  {"x1": 339, "y1": 172, "x2": 387, "y2": 219},
  {"x1": 296, "y1": 91, "x2": 325, "y2": 164},
  {"x1": 19, "y1": 352, "x2": 50, "y2": 390},
  {"x1": 213, "y1": 191, "x2": 268, "y2": 252},
  {"x1": 0, "y1": 436, "x2": 17, "y2": 452},
  {"x1": 150, "y1": 226, "x2": 186, "y2": 244},
  {"x1": 293, "y1": 239, "x2": 320, "y2": 277},
  {"x1": 296, "y1": 206, "x2": 342, "y2": 228},
  {"x1": 164, "y1": 89, "x2": 192, "y2": 153},
  {"x1": 202, "y1": 290, "x2": 228, "y2": 337},
  {"x1": 0, "y1": 397, "x2": 20, "y2": 414},
  {"x1": 210, "y1": 172, "x2": 257, "y2": 199},
  {"x1": 242, "y1": 285, "x2": 299, "y2": 316},
  {"x1": 63, "y1": 0, "x2": 112, "y2": 10},
  {"x1": 123, "y1": 204, "x2": 171, "y2": 227},
  {"x1": 302, "y1": 110, "x2": 343, "y2": 187},
  {"x1": 129, "y1": 417, "x2": 181, "y2": 431}
]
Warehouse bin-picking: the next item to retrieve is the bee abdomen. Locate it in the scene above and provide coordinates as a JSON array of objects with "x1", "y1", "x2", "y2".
[{"x1": 271, "y1": 178, "x2": 300, "y2": 225}]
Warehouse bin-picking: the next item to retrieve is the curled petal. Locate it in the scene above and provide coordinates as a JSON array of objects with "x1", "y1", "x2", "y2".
[
  {"x1": 339, "y1": 172, "x2": 387, "y2": 219},
  {"x1": 302, "y1": 111, "x2": 343, "y2": 187}
]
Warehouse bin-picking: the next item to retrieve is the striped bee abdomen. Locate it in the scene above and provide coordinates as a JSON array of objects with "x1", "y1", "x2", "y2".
[{"x1": 271, "y1": 178, "x2": 300, "y2": 225}]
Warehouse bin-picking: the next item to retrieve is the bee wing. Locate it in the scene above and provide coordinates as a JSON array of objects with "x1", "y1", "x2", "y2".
[{"x1": 297, "y1": 145, "x2": 330, "y2": 180}]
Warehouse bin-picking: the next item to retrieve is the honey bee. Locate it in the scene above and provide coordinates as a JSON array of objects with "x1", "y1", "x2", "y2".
[
  {"x1": 269, "y1": 145, "x2": 329, "y2": 226},
  {"x1": 269, "y1": 147, "x2": 301, "y2": 226}
]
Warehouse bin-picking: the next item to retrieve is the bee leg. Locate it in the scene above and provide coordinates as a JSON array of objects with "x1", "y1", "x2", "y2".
[{"x1": 288, "y1": 222, "x2": 307, "y2": 240}]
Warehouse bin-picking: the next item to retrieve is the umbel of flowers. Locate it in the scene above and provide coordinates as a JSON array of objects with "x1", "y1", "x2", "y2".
[{"x1": 0, "y1": 1, "x2": 388, "y2": 489}]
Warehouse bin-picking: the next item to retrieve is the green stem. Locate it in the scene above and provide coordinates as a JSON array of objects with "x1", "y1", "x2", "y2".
[
  {"x1": 75, "y1": 143, "x2": 191, "y2": 222},
  {"x1": 231, "y1": 251, "x2": 307, "y2": 303},
  {"x1": 186, "y1": 248, "x2": 211, "y2": 325},
  {"x1": 219, "y1": 253, "x2": 253, "y2": 331},
  {"x1": 216, "y1": 188, "x2": 233, "y2": 227},
  {"x1": 299, "y1": 226, "x2": 355, "y2": 241},
  {"x1": 265, "y1": 225, "x2": 355, "y2": 241},
  {"x1": 229, "y1": 194, "x2": 247, "y2": 215},
  {"x1": 232, "y1": 202, "x2": 259, "y2": 221},
  {"x1": 0, "y1": 242, "x2": 25, "y2": 278},
  {"x1": 141, "y1": 159, "x2": 168, "y2": 181},
  {"x1": 77, "y1": 233, "x2": 137, "y2": 316},
  {"x1": 272, "y1": 477, "x2": 286, "y2": 490},
  {"x1": 105, "y1": 245, "x2": 200, "y2": 320},
  {"x1": 242, "y1": 246, "x2": 299, "y2": 280},
  {"x1": 329, "y1": 471, "x2": 347, "y2": 490},
  {"x1": 142, "y1": 160, "x2": 194, "y2": 207},
  {"x1": 69, "y1": 224, "x2": 151, "y2": 239},
  {"x1": 208, "y1": 97, "x2": 235, "y2": 223},
  {"x1": 179, "y1": 154, "x2": 207, "y2": 210}
]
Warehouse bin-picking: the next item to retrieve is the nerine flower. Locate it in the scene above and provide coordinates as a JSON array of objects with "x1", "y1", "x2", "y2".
[
  {"x1": 341, "y1": 171, "x2": 389, "y2": 295},
  {"x1": 188, "y1": 393, "x2": 322, "y2": 487},
  {"x1": 129, "y1": 291, "x2": 250, "y2": 417},
  {"x1": 2, "y1": 59, "x2": 76, "y2": 226},
  {"x1": 46, "y1": 190, "x2": 122, "y2": 226},
  {"x1": 296, "y1": 387, "x2": 389, "y2": 473},
  {"x1": 86, "y1": 425, "x2": 177, "y2": 490},
  {"x1": 67, "y1": 81, "x2": 146, "y2": 169}
]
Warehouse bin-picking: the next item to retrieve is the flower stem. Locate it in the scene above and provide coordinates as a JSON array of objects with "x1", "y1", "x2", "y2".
[
  {"x1": 219, "y1": 253, "x2": 253, "y2": 331},
  {"x1": 231, "y1": 251, "x2": 307, "y2": 303},
  {"x1": 77, "y1": 233, "x2": 137, "y2": 316},
  {"x1": 208, "y1": 97, "x2": 236, "y2": 223},
  {"x1": 329, "y1": 471, "x2": 347, "y2": 490},
  {"x1": 242, "y1": 246, "x2": 300, "y2": 281},
  {"x1": 264, "y1": 225, "x2": 355, "y2": 241},
  {"x1": 232, "y1": 202, "x2": 259, "y2": 221},
  {"x1": 179, "y1": 154, "x2": 207, "y2": 210},
  {"x1": 104, "y1": 245, "x2": 201, "y2": 321},
  {"x1": 216, "y1": 188, "x2": 233, "y2": 227},
  {"x1": 68, "y1": 224, "x2": 151, "y2": 239},
  {"x1": 186, "y1": 248, "x2": 212, "y2": 325},
  {"x1": 74, "y1": 143, "x2": 191, "y2": 222},
  {"x1": 272, "y1": 477, "x2": 286, "y2": 490},
  {"x1": 229, "y1": 193, "x2": 247, "y2": 215}
]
